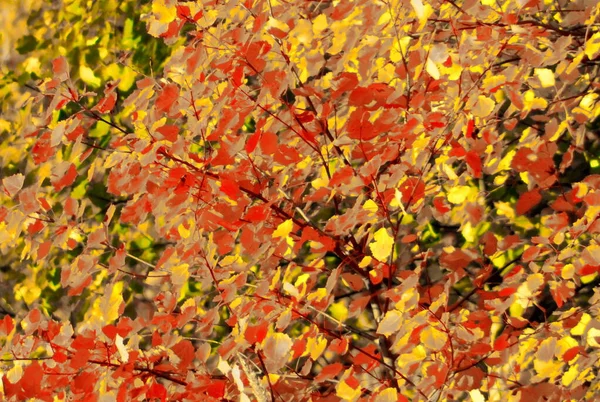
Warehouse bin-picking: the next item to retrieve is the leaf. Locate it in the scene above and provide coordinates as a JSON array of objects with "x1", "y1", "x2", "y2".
[
  {"x1": 377, "y1": 310, "x2": 402, "y2": 336},
  {"x1": 51, "y1": 162, "x2": 78, "y2": 192},
  {"x1": 369, "y1": 228, "x2": 394, "y2": 261},
  {"x1": 465, "y1": 118, "x2": 475, "y2": 138},
  {"x1": 469, "y1": 390, "x2": 485, "y2": 402},
  {"x1": 535, "y1": 68, "x2": 555, "y2": 88},
  {"x1": 52, "y1": 56, "x2": 69, "y2": 81},
  {"x1": 426, "y1": 58, "x2": 440, "y2": 79},
  {"x1": 363, "y1": 199, "x2": 378, "y2": 213},
  {"x1": 336, "y1": 375, "x2": 361, "y2": 402},
  {"x1": 16, "y1": 35, "x2": 37, "y2": 54},
  {"x1": 155, "y1": 83, "x2": 179, "y2": 113},
  {"x1": 115, "y1": 334, "x2": 129, "y2": 363},
  {"x1": 410, "y1": 0, "x2": 433, "y2": 27},
  {"x1": 516, "y1": 188, "x2": 542, "y2": 215},
  {"x1": 465, "y1": 151, "x2": 482, "y2": 178},
  {"x1": 273, "y1": 219, "x2": 293, "y2": 238},
  {"x1": 0, "y1": 315, "x2": 14, "y2": 336},
  {"x1": 447, "y1": 185, "x2": 476, "y2": 204},
  {"x1": 584, "y1": 32, "x2": 600, "y2": 59},
  {"x1": 420, "y1": 326, "x2": 446, "y2": 351},
  {"x1": 79, "y1": 65, "x2": 101, "y2": 87},
  {"x1": 472, "y1": 95, "x2": 495, "y2": 118},
  {"x1": 2, "y1": 173, "x2": 24, "y2": 198},
  {"x1": 375, "y1": 388, "x2": 401, "y2": 402},
  {"x1": 262, "y1": 333, "x2": 292, "y2": 372},
  {"x1": 315, "y1": 363, "x2": 344, "y2": 382},
  {"x1": 156, "y1": 125, "x2": 179, "y2": 142}
]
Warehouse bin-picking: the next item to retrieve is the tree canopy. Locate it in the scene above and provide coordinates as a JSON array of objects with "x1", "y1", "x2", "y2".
[{"x1": 1, "y1": 0, "x2": 600, "y2": 400}]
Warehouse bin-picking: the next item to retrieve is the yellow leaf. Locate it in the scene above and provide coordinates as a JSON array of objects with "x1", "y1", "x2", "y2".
[
  {"x1": 84, "y1": 282, "x2": 124, "y2": 330},
  {"x1": 535, "y1": 68, "x2": 555, "y2": 88},
  {"x1": 172, "y1": 263, "x2": 190, "y2": 295},
  {"x1": 426, "y1": 58, "x2": 440, "y2": 79},
  {"x1": 523, "y1": 90, "x2": 548, "y2": 111},
  {"x1": 363, "y1": 199, "x2": 379, "y2": 214},
  {"x1": 312, "y1": 14, "x2": 328, "y2": 35},
  {"x1": 410, "y1": 0, "x2": 433, "y2": 28},
  {"x1": 178, "y1": 222, "x2": 192, "y2": 239},
  {"x1": 375, "y1": 388, "x2": 398, "y2": 402},
  {"x1": 469, "y1": 390, "x2": 485, "y2": 402},
  {"x1": 420, "y1": 326, "x2": 446, "y2": 351},
  {"x1": 447, "y1": 185, "x2": 476, "y2": 204},
  {"x1": 273, "y1": 219, "x2": 293, "y2": 238},
  {"x1": 307, "y1": 336, "x2": 328, "y2": 360},
  {"x1": 79, "y1": 65, "x2": 101, "y2": 87},
  {"x1": 377, "y1": 310, "x2": 402, "y2": 336},
  {"x1": 336, "y1": 378, "x2": 361, "y2": 402},
  {"x1": 472, "y1": 95, "x2": 495, "y2": 117},
  {"x1": 562, "y1": 364, "x2": 579, "y2": 387},
  {"x1": 152, "y1": 0, "x2": 176, "y2": 24},
  {"x1": 390, "y1": 37, "x2": 411, "y2": 63},
  {"x1": 329, "y1": 301, "x2": 348, "y2": 322},
  {"x1": 584, "y1": 32, "x2": 600, "y2": 60},
  {"x1": 369, "y1": 228, "x2": 394, "y2": 261}
]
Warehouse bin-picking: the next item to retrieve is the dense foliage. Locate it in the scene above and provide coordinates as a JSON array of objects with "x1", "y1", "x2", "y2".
[{"x1": 1, "y1": 0, "x2": 600, "y2": 400}]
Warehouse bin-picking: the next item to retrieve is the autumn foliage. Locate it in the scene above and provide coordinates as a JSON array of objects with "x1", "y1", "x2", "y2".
[{"x1": 2, "y1": 0, "x2": 600, "y2": 400}]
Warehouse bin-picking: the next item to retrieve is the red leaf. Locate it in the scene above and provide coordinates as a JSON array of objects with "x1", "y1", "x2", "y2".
[
  {"x1": 172, "y1": 340, "x2": 195, "y2": 370},
  {"x1": 147, "y1": 382, "x2": 167, "y2": 402},
  {"x1": 32, "y1": 132, "x2": 55, "y2": 164},
  {"x1": 245, "y1": 321, "x2": 268, "y2": 344},
  {"x1": 37, "y1": 241, "x2": 52, "y2": 260},
  {"x1": 51, "y1": 162, "x2": 78, "y2": 192},
  {"x1": 73, "y1": 371, "x2": 96, "y2": 394},
  {"x1": 401, "y1": 234, "x2": 417, "y2": 243},
  {"x1": 204, "y1": 381, "x2": 226, "y2": 398},
  {"x1": 52, "y1": 56, "x2": 69, "y2": 81},
  {"x1": 0, "y1": 315, "x2": 14, "y2": 336},
  {"x1": 27, "y1": 219, "x2": 45, "y2": 234},
  {"x1": 220, "y1": 179, "x2": 240, "y2": 199},
  {"x1": 245, "y1": 130, "x2": 261, "y2": 153},
  {"x1": 259, "y1": 131, "x2": 278, "y2": 154},
  {"x1": 516, "y1": 188, "x2": 542, "y2": 215},
  {"x1": 562, "y1": 346, "x2": 580, "y2": 362},
  {"x1": 96, "y1": 93, "x2": 117, "y2": 113},
  {"x1": 579, "y1": 264, "x2": 600, "y2": 276},
  {"x1": 493, "y1": 333, "x2": 510, "y2": 351},
  {"x1": 465, "y1": 119, "x2": 475, "y2": 138},
  {"x1": 465, "y1": 151, "x2": 482, "y2": 178},
  {"x1": 499, "y1": 287, "x2": 517, "y2": 297},
  {"x1": 102, "y1": 325, "x2": 118, "y2": 340},
  {"x1": 156, "y1": 125, "x2": 179, "y2": 142},
  {"x1": 399, "y1": 178, "x2": 425, "y2": 204},
  {"x1": 522, "y1": 246, "x2": 542, "y2": 262},
  {"x1": 433, "y1": 197, "x2": 451, "y2": 214},
  {"x1": 52, "y1": 350, "x2": 68, "y2": 363},
  {"x1": 155, "y1": 83, "x2": 179, "y2": 113},
  {"x1": 315, "y1": 363, "x2": 344, "y2": 382},
  {"x1": 332, "y1": 72, "x2": 359, "y2": 98},
  {"x1": 21, "y1": 362, "x2": 43, "y2": 398},
  {"x1": 244, "y1": 205, "x2": 268, "y2": 222},
  {"x1": 328, "y1": 338, "x2": 348, "y2": 355}
]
